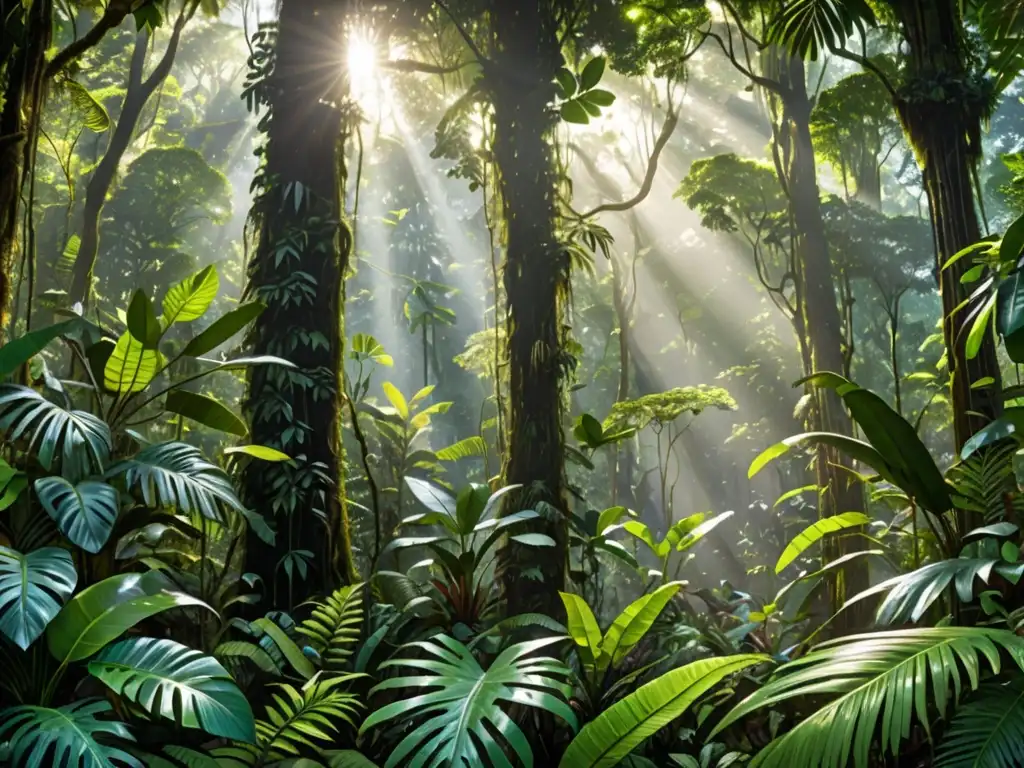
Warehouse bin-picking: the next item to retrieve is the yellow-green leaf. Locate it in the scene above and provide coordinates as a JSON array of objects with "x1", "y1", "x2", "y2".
[
  {"x1": 104, "y1": 332, "x2": 163, "y2": 393},
  {"x1": 382, "y1": 382, "x2": 408, "y2": 420},
  {"x1": 559, "y1": 592, "x2": 602, "y2": 671},
  {"x1": 161, "y1": 265, "x2": 219, "y2": 326},
  {"x1": 775, "y1": 512, "x2": 872, "y2": 573}
]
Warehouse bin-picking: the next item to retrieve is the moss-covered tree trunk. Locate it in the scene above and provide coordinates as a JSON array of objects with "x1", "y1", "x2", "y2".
[
  {"x1": 0, "y1": 0, "x2": 51, "y2": 333},
  {"x1": 778, "y1": 56, "x2": 869, "y2": 628},
  {"x1": 490, "y1": 2, "x2": 569, "y2": 619},
  {"x1": 242, "y1": 0, "x2": 356, "y2": 606},
  {"x1": 893, "y1": 0, "x2": 1001, "y2": 453}
]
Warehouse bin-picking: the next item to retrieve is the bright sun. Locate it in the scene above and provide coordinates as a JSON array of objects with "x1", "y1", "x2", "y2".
[{"x1": 347, "y1": 30, "x2": 378, "y2": 87}]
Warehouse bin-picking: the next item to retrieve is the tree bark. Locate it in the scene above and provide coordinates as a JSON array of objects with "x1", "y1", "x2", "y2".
[
  {"x1": 777, "y1": 56, "x2": 870, "y2": 629},
  {"x1": 892, "y1": 0, "x2": 1002, "y2": 452},
  {"x1": 490, "y1": 2, "x2": 569, "y2": 619},
  {"x1": 242, "y1": 0, "x2": 356, "y2": 605},
  {"x1": 0, "y1": 0, "x2": 51, "y2": 333}
]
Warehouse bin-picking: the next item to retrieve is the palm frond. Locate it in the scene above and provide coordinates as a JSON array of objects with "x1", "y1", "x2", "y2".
[
  {"x1": 360, "y1": 634, "x2": 576, "y2": 768},
  {"x1": 935, "y1": 674, "x2": 1024, "y2": 767},
  {"x1": 847, "y1": 558, "x2": 1024, "y2": 625},
  {"x1": 0, "y1": 385, "x2": 111, "y2": 480},
  {"x1": 766, "y1": 0, "x2": 877, "y2": 61},
  {"x1": 297, "y1": 583, "x2": 364, "y2": 671},
  {"x1": 712, "y1": 627, "x2": 1024, "y2": 768}
]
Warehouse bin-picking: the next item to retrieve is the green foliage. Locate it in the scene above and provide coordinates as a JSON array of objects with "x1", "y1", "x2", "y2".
[
  {"x1": 556, "y1": 56, "x2": 617, "y2": 125},
  {"x1": 297, "y1": 583, "x2": 363, "y2": 671},
  {"x1": 713, "y1": 628, "x2": 1024, "y2": 767},
  {"x1": 0, "y1": 546, "x2": 77, "y2": 649},
  {"x1": 605, "y1": 386, "x2": 737, "y2": 432},
  {"x1": 87, "y1": 637, "x2": 255, "y2": 741},
  {"x1": 775, "y1": 512, "x2": 872, "y2": 573},
  {"x1": 935, "y1": 676, "x2": 1024, "y2": 767},
  {"x1": 33, "y1": 477, "x2": 119, "y2": 554},
  {"x1": 561, "y1": 655, "x2": 767, "y2": 768},
  {"x1": 360, "y1": 634, "x2": 575, "y2": 767},
  {"x1": 0, "y1": 699, "x2": 140, "y2": 768}
]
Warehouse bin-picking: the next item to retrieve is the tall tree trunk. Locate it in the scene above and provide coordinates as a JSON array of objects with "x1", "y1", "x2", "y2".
[
  {"x1": 778, "y1": 56, "x2": 869, "y2": 629},
  {"x1": 893, "y1": 0, "x2": 1001, "y2": 452},
  {"x1": 491, "y1": 2, "x2": 569, "y2": 619},
  {"x1": 242, "y1": 0, "x2": 356, "y2": 606},
  {"x1": 0, "y1": 0, "x2": 51, "y2": 334},
  {"x1": 69, "y1": 8, "x2": 194, "y2": 308}
]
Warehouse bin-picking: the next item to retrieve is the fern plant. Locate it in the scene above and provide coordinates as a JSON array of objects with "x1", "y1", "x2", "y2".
[{"x1": 297, "y1": 583, "x2": 364, "y2": 672}]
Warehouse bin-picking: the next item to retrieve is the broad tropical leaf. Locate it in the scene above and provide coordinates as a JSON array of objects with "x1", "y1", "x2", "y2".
[
  {"x1": 934, "y1": 674, "x2": 1024, "y2": 767},
  {"x1": 104, "y1": 331, "x2": 164, "y2": 393},
  {"x1": 181, "y1": 301, "x2": 265, "y2": 357},
  {"x1": 297, "y1": 583, "x2": 363, "y2": 671},
  {"x1": 34, "y1": 477, "x2": 119, "y2": 553},
  {"x1": 106, "y1": 442, "x2": 246, "y2": 522},
  {"x1": 0, "y1": 546, "x2": 77, "y2": 649},
  {"x1": 0, "y1": 699, "x2": 139, "y2": 767},
  {"x1": 224, "y1": 444, "x2": 291, "y2": 462},
  {"x1": 0, "y1": 384, "x2": 111, "y2": 478},
  {"x1": 47, "y1": 571, "x2": 212, "y2": 663},
  {"x1": 360, "y1": 634, "x2": 576, "y2": 767},
  {"x1": 561, "y1": 592, "x2": 602, "y2": 670},
  {"x1": 436, "y1": 436, "x2": 487, "y2": 461},
  {"x1": 214, "y1": 640, "x2": 281, "y2": 675},
  {"x1": 599, "y1": 581, "x2": 683, "y2": 671},
  {"x1": 88, "y1": 637, "x2": 256, "y2": 742},
  {"x1": 162, "y1": 265, "x2": 219, "y2": 326},
  {"x1": 775, "y1": 512, "x2": 871, "y2": 573},
  {"x1": 712, "y1": 628, "x2": 1024, "y2": 767},
  {"x1": 165, "y1": 390, "x2": 248, "y2": 436},
  {"x1": 0, "y1": 318, "x2": 83, "y2": 377},
  {"x1": 560, "y1": 655, "x2": 767, "y2": 768},
  {"x1": 252, "y1": 616, "x2": 315, "y2": 679},
  {"x1": 326, "y1": 751, "x2": 381, "y2": 768}
]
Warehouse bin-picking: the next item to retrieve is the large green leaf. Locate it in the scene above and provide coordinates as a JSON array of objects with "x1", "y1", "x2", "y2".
[
  {"x1": 935, "y1": 675, "x2": 1024, "y2": 767},
  {"x1": 961, "y1": 407, "x2": 1024, "y2": 459},
  {"x1": 0, "y1": 546, "x2": 77, "y2": 649},
  {"x1": 34, "y1": 477, "x2": 119, "y2": 554},
  {"x1": 436, "y1": 436, "x2": 487, "y2": 461},
  {"x1": 165, "y1": 390, "x2": 248, "y2": 436},
  {"x1": 749, "y1": 431, "x2": 895, "y2": 484},
  {"x1": 126, "y1": 289, "x2": 162, "y2": 349},
  {"x1": 560, "y1": 592, "x2": 602, "y2": 670},
  {"x1": 0, "y1": 319, "x2": 82, "y2": 378},
  {"x1": 559, "y1": 655, "x2": 767, "y2": 768},
  {"x1": 162, "y1": 265, "x2": 219, "y2": 326},
  {"x1": 598, "y1": 581, "x2": 683, "y2": 671},
  {"x1": 360, "y1": 635, "x2": 576, "y2": 768},
  {"x1": 106, "y1": 442, "x2": 246, "y2": 523},
  {"x1": 767, "y1": 0, "x2": 876, "y2": 60},
  {"x1": 252, "y1": 617, "x2": 315, "y2": 679},
  {"x1": 712, "y1": 628, "x2": 1024, "y2": 767},
  {"x1": 998, "y1": 270, "x2": 1024, "y2": 339},
  {"x1": 181, "y1": 301, "x2": 265, "y2": 357},
  {"x1": 775, "y1": 512, "x2": 872, "y2": 574},
  {"x1": 104, "y1": 331, "x2": 163, "y2": 393},
  {"x1": 0, "y1": 699, "x2": 140, "y2": 768},
  {"x1": 88, "y1": 637, "x2": 256, "y2": 742},
  {"x1": 0, "y1": 384, "x2": 111, "y2": 478},
  {"x1": 803, "y1": 373, "x2": 951, "y2": 515},
  {"x1": 47, "y1": 571, "x2": 212, "y2": 663}
]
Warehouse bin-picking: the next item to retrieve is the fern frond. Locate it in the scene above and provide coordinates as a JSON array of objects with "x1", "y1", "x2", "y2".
[
  {"x1": 948, "y1": 442, "x2": 1024, "y2": 524},
  {"x1": 297, "y1": 584, "x2": 363, "y2": 671}
]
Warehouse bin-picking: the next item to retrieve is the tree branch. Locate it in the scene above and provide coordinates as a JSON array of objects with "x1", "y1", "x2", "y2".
[
  {"x1": 434, "y1": 0, "x2": 492, "y2": 68},
  {"x1": 45, "y1": 0, "x2": 134, "y2": 79},
  {"x1": 381, "y1": 58, "x2": 475, "y2": 75},
  {"x1": 579, "y1": 109, "x2": 679, "y2": 219}
]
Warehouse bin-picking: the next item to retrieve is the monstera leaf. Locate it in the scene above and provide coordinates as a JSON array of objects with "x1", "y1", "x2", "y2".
[
  {"x1": 0, "y1": 546, "x2": 77, "y2": 649},
  {"x1": 360, "y1": 635, "x2": 576, "y2": 767},
  {"x1": 47, "y1": 571, "x2": 212, "y2": 663},
  {"x1": 0, "y1": 385, "x2": 111, "y2": 479},
  {"x1": 106, "y1": 442, "x2": 245, "y2": 522},
  {"x1": 88, "y1": 637, "x2": 256, "y2": 742},
  {"x1": 0, "y1": 699, "x2": 140, "y2": 768},
  {"x1": 34, "y1": 477, "x2": 119, "y2": 553}
]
